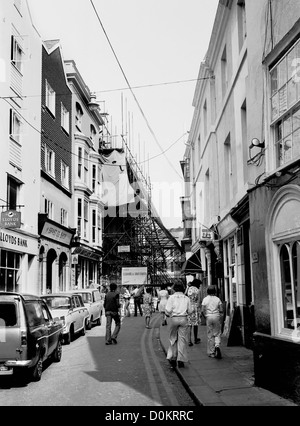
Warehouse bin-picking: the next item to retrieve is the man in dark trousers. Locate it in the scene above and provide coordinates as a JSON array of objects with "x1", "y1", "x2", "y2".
[{"x1": 104, "y1": 282, "x2": 121, "y2": 345}]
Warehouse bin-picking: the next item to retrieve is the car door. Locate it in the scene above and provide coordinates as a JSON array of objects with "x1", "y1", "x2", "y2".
[
  {"x1": 93, "y1": 290, "x2": 102, "y2": 320},
  {"x1": 71, "y1": 296, "x2": 81, "y2": 333},
  {"x1": 77, "y1": 295, "x2": 88, "y2": 329},
  {"x1": 41, "y1": 301, "x2": 60, "y2": 354}
]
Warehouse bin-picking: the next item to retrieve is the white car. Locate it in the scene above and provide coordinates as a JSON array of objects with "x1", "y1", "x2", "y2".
[
  {"x1": 42, "y1": 293, "x2": 89, "y2": 344},
  {"x1": 72, "y1": 289, "x2": 103, "y2": 329}
]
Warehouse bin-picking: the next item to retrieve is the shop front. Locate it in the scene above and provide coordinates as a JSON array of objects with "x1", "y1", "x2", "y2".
[
  {"x1": 38, "y1": 214, "x2": 75, "y2": 295},
  {"x1": 71, "y1": 242, "x2": 102, "y2": 289},
  {"x1": 0, "y1": 228, "x2": 39, "y2": 294}
]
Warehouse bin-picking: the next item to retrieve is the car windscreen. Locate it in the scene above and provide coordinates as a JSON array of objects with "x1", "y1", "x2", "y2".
[
  {"x1": 0, "y1": 302, "x2": 17, "y2": 327},
  {"x1": 43, "y1": 297, "x2": 71, "y2": 310},
  {"x1": 77, "y1": 293, "x2": 92, "y2": 303}
]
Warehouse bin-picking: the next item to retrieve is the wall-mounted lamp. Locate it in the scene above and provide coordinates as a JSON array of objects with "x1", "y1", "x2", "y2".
[{"x1": 249, "y1": 138, "x2": 265, "y2": 149}]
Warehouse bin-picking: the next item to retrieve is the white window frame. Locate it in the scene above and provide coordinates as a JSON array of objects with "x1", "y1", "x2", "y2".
[
  {"x1": 61, "y1": 161, "x2": 69, "y2": 189},
  {"x1": 45, "y1": 145, "x2": 55, "y2": 177},
  {"x1": 270, "y1": 38, "x2": 300, "y2": 169},
  {"x1": 266, "y1": 184, "x2": 300, "y2": 341},
  {"x1": 78, "y1": 147, "x2": 82, "y2": 180},
  {"x1": 11, "y1": 35, "x2": 24, "y2": 74},
  {"x1": 61, "y1": 103, "x2": 70, "y2": 133},
  {"x1": 44, "y1": 198, "x2": 54, "y2": 220},
  {"x1": 9, "y1": 109, "x2": 22, "y2": 144},
  {"x1": 45, "y1": 80, "x2": 56, "y2": 116},
  {"x1": 60, "y1": 208, "x2": 68, "y2": 227}
]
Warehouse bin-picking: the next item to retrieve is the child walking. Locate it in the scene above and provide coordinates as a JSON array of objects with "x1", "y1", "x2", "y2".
[{"x1": 143, "y1": 287, "x2": 153, "y2": 329}]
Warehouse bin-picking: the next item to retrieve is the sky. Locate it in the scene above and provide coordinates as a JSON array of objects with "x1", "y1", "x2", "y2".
[{"x1": 27, "y1": 0, "x2": 219, "y2": 229}]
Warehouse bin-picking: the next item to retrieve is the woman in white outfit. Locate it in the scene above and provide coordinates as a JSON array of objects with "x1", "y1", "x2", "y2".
[
  {"x1": 157, "y1": 284, "x2": 169, "y2": 325},
  {"x1": 201, "y1": 285, "x2": 223, "y2": 359}
]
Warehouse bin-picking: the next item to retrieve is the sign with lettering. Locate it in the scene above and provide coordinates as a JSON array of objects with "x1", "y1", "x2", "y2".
[
  {"x1": 0, "y1": 230, "x2": 38, "y2": 255},
  {"x1": 199, "y1": 226, "x2": 214, "y2": 242},
  {"x1": 0, "y1": 210, "x2": 21, "y2": 229},
  {"x1": 121, "y1": 267, "x2": 147, "y2": 285},
  {"x1": 118, "y1": 245, "x2": 130, "y2": 253},
  {"x1": 41, "y1": 223, "x2": 73, "y2": 245}
]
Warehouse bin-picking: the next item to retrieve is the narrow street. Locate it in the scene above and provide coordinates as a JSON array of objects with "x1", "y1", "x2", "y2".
[{"x1": 0, "y1": 313, "x2": 196, "y2": 407}]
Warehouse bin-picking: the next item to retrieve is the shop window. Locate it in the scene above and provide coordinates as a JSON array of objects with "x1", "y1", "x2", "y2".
[
  {"x1": 280, "y1": 241, "x2": 300, "y2": 329},
  {"x1": 0, "y1": 250, "x2": 21, "y2": 293},
  {"x1": 270, "y1": 38, "x2": 300, "y2": 167},
  {"x1": 266, "y1": 184, "x2": 300, "y2": 340}
]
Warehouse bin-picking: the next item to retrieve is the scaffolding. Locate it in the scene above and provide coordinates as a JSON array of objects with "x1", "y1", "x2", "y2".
[{"x1": 100, "y1": 141, "x2": 183, "y2": 287}]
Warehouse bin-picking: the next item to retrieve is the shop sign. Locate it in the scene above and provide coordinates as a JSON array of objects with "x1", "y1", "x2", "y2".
[
  {"x1": 72, "y1": 254, "x2": 79, "y2": 264},
  {"x1": 121, "y1": 267, "x2": 147, "y2": 285},
  {"x1": 0, "y1": 210, "x2": 21, "y2": 229},
  {"x1": 41, "y1": 223, "x2": 73, "y2": 245},
  {"x1": 199, "y1": 226, "x2": 214, "y2": 242},
  {"x1": 0, "y1": 229, "x2": 38, "y2": 255},
  {"x1": 118, "y1": 245, "x2": 130, "y2": 253}
]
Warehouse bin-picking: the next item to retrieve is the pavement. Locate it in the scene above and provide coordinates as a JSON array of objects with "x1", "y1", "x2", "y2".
[{"x1": 158, "y1": 319, "x2": 297, "y2": 406}]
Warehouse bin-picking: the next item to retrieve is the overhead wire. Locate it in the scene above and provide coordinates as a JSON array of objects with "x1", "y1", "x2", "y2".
[
  {"x1": 89, "y1": 0, "x2": 184, "y2": 180},
  {"x1": 1, "y1": 97, "x2": 186, "y2": 167}
]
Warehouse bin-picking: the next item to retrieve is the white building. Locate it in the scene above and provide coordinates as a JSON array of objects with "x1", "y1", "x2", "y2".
[{"x1": 0, "y1": 0, "x2": 41, "y2": 294}]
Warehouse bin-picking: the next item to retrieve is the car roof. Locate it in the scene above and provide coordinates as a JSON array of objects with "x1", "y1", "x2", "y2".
[
  {"x1": 41, "y1": 293, "x2": 75, "y2": 298},
  {"x1": 72, "y1": 289, "x2": 99, "y2": 293},
  {"x1": 0, "y1": 292, "x2": 42, "y2": 301}
]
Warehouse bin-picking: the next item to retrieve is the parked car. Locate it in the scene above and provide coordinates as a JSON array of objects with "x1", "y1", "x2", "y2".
[
  {"x1": 0, "y1": 292, "x2": 63, "y2": 382},
  {"x1": 42, "y1": 293, "x2": 89, "y2": 344},
  {"x1": 72, "y1": 289, "x2": 103, "y2": 329}
]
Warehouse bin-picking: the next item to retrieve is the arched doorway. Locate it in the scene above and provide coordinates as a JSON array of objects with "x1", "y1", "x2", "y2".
[
  {"x1": 46, "y1": 249, "x2": 57, "y2": 293},
  {"x1": 59, "y1": 252, "x2": 68, "y2": 292}
]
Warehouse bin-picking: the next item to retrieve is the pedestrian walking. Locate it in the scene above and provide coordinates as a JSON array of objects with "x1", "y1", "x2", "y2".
[
  {"x1": 123, "y1": 285, "x2": 131, "y2": 317},
  {"x1": 201, "y1": 285, "x2": 223, "y2": 359},
  {"x1": 143, "y1": 287, "x2": 153, "y2": 329},
  {"x1": 165, "y1": 281, "x2": 193, "y2": 369},
  {"x1": 131, "y1": 285, "x2": 144, "y2": 316},
  {"x1": 157, "y1": 284, "x2": 169, "y2": 326},
  {"x1": 185, "y1": 279, "x2": 202, "y2": 346},
  {"x1": 104, "y1": 282, "x2": 121, "y2": 345}
]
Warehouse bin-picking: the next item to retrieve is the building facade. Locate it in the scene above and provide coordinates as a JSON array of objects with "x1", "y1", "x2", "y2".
[
  {"x1": 65, "y1": 60, "x2": 105, "y2": 289},
  {"x1": 0, "y1": 0, "x2": 41, "y2": 294},
  {"x1": 39, "y1": 40, "x2": 75, "y2": 294},
  {"x1": 182, "y1": 0, "x2": 300, "y2": 402}
]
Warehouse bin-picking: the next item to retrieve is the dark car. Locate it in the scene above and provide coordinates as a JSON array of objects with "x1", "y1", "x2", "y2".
[{"x1": 0, "y1": 292, "x2": 63, "y2": 382}]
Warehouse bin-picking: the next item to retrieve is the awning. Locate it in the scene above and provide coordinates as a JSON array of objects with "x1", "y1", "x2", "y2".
[{"x1": 181, "y1": 250, "x2": 202, "y2": 275}]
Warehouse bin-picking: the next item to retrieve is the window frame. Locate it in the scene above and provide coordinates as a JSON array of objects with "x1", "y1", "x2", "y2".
[
  {"x1": 61, "y1": 160, "x2": 69, "y2": 189},
  {"x1": 9, "y1": 109, "x2": 22, "y2": 144},
  {"x1": 269, "y1": 38, "x2": 300, "y2": 169},
  {"x1": 45, "y1": 80, "x2": 56, "y2": 117},
  {"x1": 61, "y1": 103, "x2": 70, "y2": 134},
  {"x1": 11, "y1": 35, "x2": 24, "y2": 74},
  {"x1": 45, "y1": 145, "x2": 55, "y2": 177}
]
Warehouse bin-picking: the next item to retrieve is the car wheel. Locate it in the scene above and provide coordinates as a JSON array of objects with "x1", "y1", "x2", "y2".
[
  {"x1": 31, "y1": 356, "x2": 43, "y2": 382},
  {"x1": 53, "y1": 339, "x2": 62, "y2": 362},
  {"x1": 87, "y1": 318, "x2": 92, "y2": 330},
  {"x1": 64, "y1": 330, "x2": 71, "y2": 345}
]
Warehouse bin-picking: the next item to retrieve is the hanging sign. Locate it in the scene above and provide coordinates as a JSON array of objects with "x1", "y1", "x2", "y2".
[
  {"x1": 199, "y1": 226, "x2": 214, "y2": 242},
  {"x1": 0, "y1": 210, "x2": 21, "y2": 229}
]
